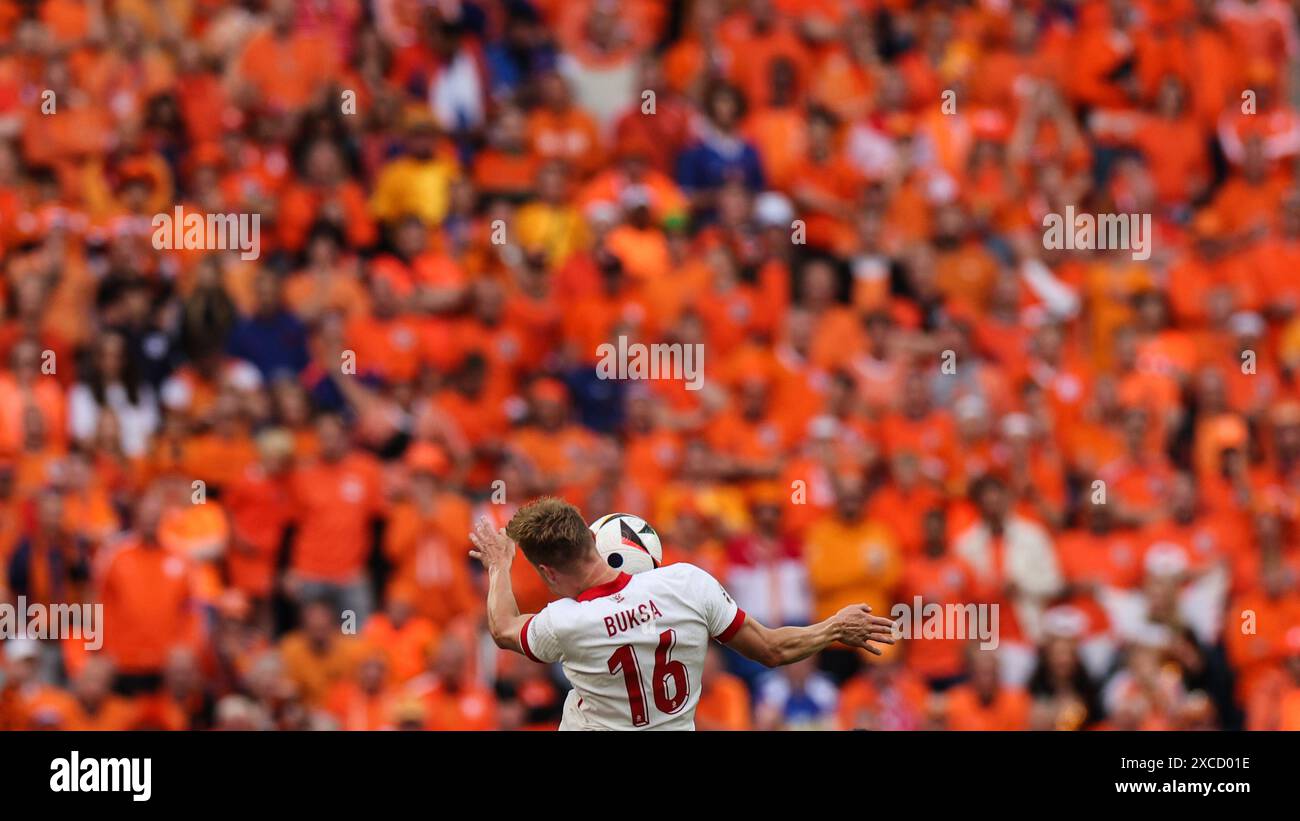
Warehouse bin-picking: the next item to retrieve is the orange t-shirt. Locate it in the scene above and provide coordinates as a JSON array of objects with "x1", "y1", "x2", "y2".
[
  {"x1": 944, "y1": 685, "x2": 1031, "y2": 731},
  {"x1": 225, "y1": 464, "x2": 293, "y2": 597},
  {"x1": 290, "y1": 454, "x2": 383, "y2": 582},
  {"x1": 899, "y1": 554, "x2": 973, "y2": 681},
  {"x1": 383, "y1": 499, "x2": 479, "y2": 627},
  {"x1": 362, "y1": 615, "x2": 441, "y2": 685},
  {"x1": 99, "y1": 542, "x2": 200, "y2": 674},
  {"x1": 695, "y1": 672, "x2": 752, "y2": 731}
]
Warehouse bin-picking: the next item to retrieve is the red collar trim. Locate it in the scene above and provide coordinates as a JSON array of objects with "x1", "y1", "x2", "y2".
[{"x1": 576, "y1": 572, "x2": 631, "y2": 602}]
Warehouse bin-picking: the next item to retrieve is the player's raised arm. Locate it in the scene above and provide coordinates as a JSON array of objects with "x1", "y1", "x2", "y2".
[
  {"x1": 722, "y1": 605, "x2": 897, "y2": 668},
  {"x1": 468, "y1": 516, "x2": 532, "y2": 654}
]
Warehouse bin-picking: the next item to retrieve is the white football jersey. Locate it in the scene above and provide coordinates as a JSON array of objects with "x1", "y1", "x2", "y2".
[{"x1": 520, "y1": 563, "x2": 746, "y2": 730}]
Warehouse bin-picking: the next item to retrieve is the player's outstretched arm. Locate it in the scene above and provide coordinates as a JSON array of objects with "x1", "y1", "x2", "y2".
[
  {"x1": 723, "y1": 605, "x2": 896, "y2": 668},
  {"x1": 468, "y1": 516, "x2": 532, "y2": 654}
]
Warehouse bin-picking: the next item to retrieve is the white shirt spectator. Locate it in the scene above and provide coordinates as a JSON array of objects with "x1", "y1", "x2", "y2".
[{"x1": 69, "y1": 382, "x2": 160, "y2": 457}]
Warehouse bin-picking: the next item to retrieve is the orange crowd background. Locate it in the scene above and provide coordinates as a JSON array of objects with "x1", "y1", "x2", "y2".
[{"x1": 1, "y1": 0, "x2": 1300, "y2": 731}]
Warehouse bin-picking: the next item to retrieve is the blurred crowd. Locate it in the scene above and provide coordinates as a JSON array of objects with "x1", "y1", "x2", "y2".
[{"x1": 2, "y1": 0, "x2": 1300, "y2": 731}]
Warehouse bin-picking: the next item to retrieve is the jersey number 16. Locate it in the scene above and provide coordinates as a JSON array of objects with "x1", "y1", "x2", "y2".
[{"x1": 606, "y1": 629, "x2": 690, "y2": 727}]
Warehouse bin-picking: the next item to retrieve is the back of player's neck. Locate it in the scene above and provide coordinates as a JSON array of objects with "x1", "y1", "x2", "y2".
[{"x1": 574, "y1": 560, "x2": 621, "y2": 595}]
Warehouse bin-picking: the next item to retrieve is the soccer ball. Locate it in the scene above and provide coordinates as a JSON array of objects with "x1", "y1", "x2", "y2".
[{"x1": 589, "y1": 513, "x2": 663, "y2": 574}]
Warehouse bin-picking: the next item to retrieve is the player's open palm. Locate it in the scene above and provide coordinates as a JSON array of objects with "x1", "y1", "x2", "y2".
[
  {"x1": 833, "y1": 604, "x2": 898, "y2": 656},
  {"x1": 469, "y1": 516, "x2": 515, "y2": 572}
]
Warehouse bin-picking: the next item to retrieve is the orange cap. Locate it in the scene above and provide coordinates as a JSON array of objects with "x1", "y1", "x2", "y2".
[
  {"x1": 747, "y1": 481, "x2": 785, "y2": 507},
  {"x1": 405, "y1": 441, "x2": 450, "y2": 477},
  {"x1": 1207, "y1": 414, "x2": 1248, "y2": 451},
  {"x1": 531, "y1": 377, "x2": 568, "y2": 404}
]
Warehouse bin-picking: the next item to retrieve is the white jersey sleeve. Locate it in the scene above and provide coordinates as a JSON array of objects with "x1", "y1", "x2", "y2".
[
  {"x1": 521, "y1": 607, "x2": 563, "y2": 664},
  {"x1": 684, "y1": 563, "x2": 746, "y2": 642}
]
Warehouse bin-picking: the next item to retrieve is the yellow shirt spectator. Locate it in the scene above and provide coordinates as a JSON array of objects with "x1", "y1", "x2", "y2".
[{"x1": 370, "y1": 155, "x2": 459, "y2": 227}]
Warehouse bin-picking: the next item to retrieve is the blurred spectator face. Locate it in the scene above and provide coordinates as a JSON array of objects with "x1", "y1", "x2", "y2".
[
  {"x1": 357, "y1": 656, "x2": 388, "y2": 694},
  {"x1": 1194, "y1": 368, "x2": 1227, "y2": 412},
  {"x1": 533, "y1": 396, "x2": 565, "y2": 430},
  {"x1": 215, "y1": 696, "x2": 267, "y2": 731},
  {"x1": 368, "y1": 273, "x2": 402, "y2": 317},
  {"x1": 269, "y1": 0, "x2": 295, "y2": 34},
  {"x1": 891, "y1": 452, "x2": 921, "y2": 487},
  {"x1": 955, "y1": 397, "x2": 989, "y2": 440},
  {"x1": 20, "y1": 405, "x2": 45, "y2": 450},
  {"x1": 974, "y1": 478, "x2": 1009, "y2": 521},
  {"x1": 164, "y1": 648, "x2": 201, "y2": 696},
  {"x1": 768, "y1": 58, "x2": 797, "y2": 107},
  {"x1": 864, "y1": 312, "x2": 892, "y2": 351},
  {"x1": 316, "y1": 415, "x2": 349, "y2": 461},
  {"x1": 433, "y1": 636, "x2": 470, "y2": 687},
  {"x1": 901, "y1": 371, "x2": 931, "y2": 415},
  {"x1": 255, "y1": 428, "x2": 293, "y2": 474},
  {"x1": 135, "y1": 486, "x2": 167, "y2": 544},
  {"x1": 4, "y1": 645, "x2": 39, "y2": 687},
  {"x1": 538, "y1": 72, "x2": 570, "y2": 110},
  {"x1": 253, "y1": 271, "x2": 284, "y2": 315},
  {"x1": 1112, "y1": 326, "x2": 1138, "y2": 369},
  {"x1": 969, "y1": 649, "x2": 1000, "y2": 699},
  {"x1": 273, "y1": 379, "x2": 312, "y2": 426},
  {"x1": 385, "y1": 592, "x2": 416, "y2": 626},
  {"x1": 1169, "y1": 474, "x2": 1196, "y2": 521},
  {"x1": 1045, "y1": 637, "x2": 1079, "y2": 683},
  {"x1": 395, "y1": 215, "x2": 428, "y2": 257},
  {"x1": 1121, "y1": 407, "x2": 1148, "y2": 450},
  {"x1": 752, "y1": 500, "x2": 781, "y2": 533},
  {"x1": 1129, "y1": 644, "x2": 1165, "y2": 687},
  {"x1": 491, "y1": 104, "x2": 528, "y2": 150},
  {"x1": 410, "y1": 470, "x2": 439, "y2": 504},
  {"x1": 825, "y1": 373, "x2": 854, "y2": 414},
  {"x1": 1085, "y1": 496, "x2": 1114, "y2": 533},
  {"x1": 738, "y1": 379, "x2": 769, "y2": 418},
  {"x1": 302, "y1": 602, "x2": 337, "y2": 645},
  {"x1": 536, "y1": 161, "x2": 568, "y2": 204},
  {"x1": 706, "y1": 85, "x2": 742, "y2": 131},
  {"x1": 716, "y1": 181, "x2": 750, "y2": 225},
  {"x1": 94, "y1": 332, "x2": 129, "y2": 380},
  {"x1": 73, "y1": 658, "x2": 115, "y2": 706},
  {"x1": 304, "y1": 140, "x2": 344, "y2": 186},
  {"x1": 10, "y1": 338, "x2": 40, "y2": 379},
  {"x1": 1143, "y1": 571, "x2": 1181, "y2": 617},
  {"x1": 782, "y1": 655, "x2": 815, "y2": 689},
  {"x1": 802, "y1": 260, "x2": 837, "y2": 308},
  {"x1": 34, "y1": 490, "x2": 62, "y2": 532},
  {"x1": 922, "y1": 508, "x2": 946, "y2": 556},
  {"x1": 473, "y1": 278, "x2": 506, "y2": 324},
  {"x1": 779, "y1": 310, "x2": 812, "y2": 357},
  {"x1": 834, "y1": 476, "x2": 866, "y2": 521},
  {"x1": 406, "y1": 123, "x2": 439, "y2": 160},
  {"x1": 1135, "y1": 291, "x2": 1167, "y2": 331},
  {"x1": 1242, "y1": 137, "x2": 1267, "y2": 181},
  {"x1": 1032, "y1": 322, "x2": 1064, "y2": 363},
  {"x1": 306, "y1": 230, "x2": 341, "y2": 267}
]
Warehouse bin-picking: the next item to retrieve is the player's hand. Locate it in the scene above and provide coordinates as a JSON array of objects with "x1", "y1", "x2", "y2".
[
  {"x1": 832, "y1": 604, "x2": 898, "y2": 656},
  {"x1": 468, "y1": 516, "x2": 515, "y2": 573}
]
